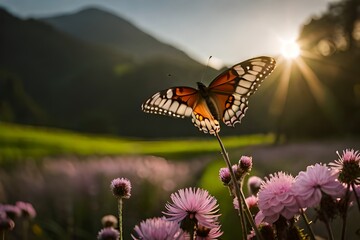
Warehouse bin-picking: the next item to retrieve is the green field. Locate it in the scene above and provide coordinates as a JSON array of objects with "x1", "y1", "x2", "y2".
[{"x1": 0, "y1": 122, "x2": 274, "y2": 164}]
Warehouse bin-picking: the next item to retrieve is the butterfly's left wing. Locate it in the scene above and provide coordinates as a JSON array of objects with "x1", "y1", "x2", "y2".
[
  {"x1": 142, "y1": 87, "x2": 221, "y2": 134},
  {"x1": 208, "y1": 56, "x2": 276, "y2": 127},
  {"x1": 141, "y1": 87, "x2": 198, "y2": 118}
]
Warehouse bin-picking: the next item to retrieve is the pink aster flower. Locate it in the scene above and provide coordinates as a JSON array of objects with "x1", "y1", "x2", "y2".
[
  {"x1": 256, "y1": 172, "x2": 299, "y2": 224},
  {"x1": 132, "y1": 217, "x2": 184, "y2": 240},
  {"x1": 196, "y1": 224, "x2": 223, "y2": 240},
  {"x1": 292, "y1": 163, "x2": 345, "y2": 208},
  {"x1": 163, "y1": 188, "x2": 220, "y2": 230},
  {"x1": 110, "y1": 178, "x2": 132, "y2": 199},
  {"x1": 329, "y1": 149, "x2": 360, "y2": 184}
]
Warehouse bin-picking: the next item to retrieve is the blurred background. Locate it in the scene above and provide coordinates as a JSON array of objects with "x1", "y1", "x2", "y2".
[{"x1": 0, "y1": 0, "x2": 359, "y2": 239}]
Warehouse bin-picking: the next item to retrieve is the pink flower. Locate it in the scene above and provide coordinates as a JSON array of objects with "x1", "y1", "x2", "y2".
[
  {"x1": 239, "y1": 155, "x2": 253, "y2": 173},
  {"x1": 132, "y1": 217, "x2": 184, "y2": 240},
  {"x1": 256, "y1": 172, "x2": 299, "y2": 224},
  {"x1": 219, "y1": 167, "x2": 231, "y2": 185},
  {"x1": 110, "y1": 178, "x2": 131, "y2": 199},
  {"x1": 15, "y1": 201, "x2": 36, "y2": 219},
  {"x1": 247, "y1": 176, "x2": 262, "y2": 195},
  {"x1": 233, "y1": 196, "x2": 258, "y2": 210},
  {"x1": 163, "y1": 188, "x2": 220, "y2": 229},
  {"x1": 97, "y1": 227, "x2": 120, "y2": 240},
  {"x1": 292, "y1": 163, "x2": 345, "y2": 208},
  {"x1": 196, "y1": 225, "x2": 223, "y2": 240},
  {"x1": 330, "y1": 149, "x2": 360, "y2": 184}
]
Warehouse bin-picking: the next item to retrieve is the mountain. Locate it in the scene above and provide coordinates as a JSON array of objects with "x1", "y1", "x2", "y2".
[
  {"x1": 0, "y1": 7, "x2": 219, "y2": 137},
  {"x1": 41, "y1": 7, "x2": 196, "y2": 64}
]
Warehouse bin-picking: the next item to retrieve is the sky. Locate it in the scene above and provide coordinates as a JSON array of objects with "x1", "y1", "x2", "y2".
[{"x1": 0, "y1": 0, "x2": 338, "y2": 67}]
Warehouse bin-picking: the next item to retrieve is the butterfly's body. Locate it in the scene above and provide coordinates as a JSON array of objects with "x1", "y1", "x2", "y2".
[
  {"x1": 196, "y1": 82, "x2": 221, "y2": 121},
  {"x1": 142, "y1": 56, "x2": 276, "y2": 135}
]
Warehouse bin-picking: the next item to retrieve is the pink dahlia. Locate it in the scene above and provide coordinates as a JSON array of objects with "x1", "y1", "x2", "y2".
[
  {"x1": 132, "y1": 217, "x2": 184, "y2": 240},
  {"x1": 330, "y1": 149, "x2": 360, "y2": 184},
  {"x1": 163, "y1": 188, "x2": 220, "y2": 229},
  {"x1": 256, "y1": 172, "x2": 299, "y2": 224},
  {"x1": 292, "y1": 163, "x2": 345, "y2": 208}
]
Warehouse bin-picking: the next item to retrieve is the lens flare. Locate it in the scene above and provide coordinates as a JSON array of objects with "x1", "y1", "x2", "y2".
[{"x1": 281, "y1": 39, "x2": 300, "y2": 59}]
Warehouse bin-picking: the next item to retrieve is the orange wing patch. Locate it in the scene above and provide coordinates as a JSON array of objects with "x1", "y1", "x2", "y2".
[
  {"x1": 191, "y1": 98, "x2": 220, "y2": 134},
  {"x1": 141, "y1": 87, "x2": 198, "y2": 118}
]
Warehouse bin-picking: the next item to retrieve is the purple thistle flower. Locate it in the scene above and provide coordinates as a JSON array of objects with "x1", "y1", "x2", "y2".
[
  {"x1": 292, "y1": 163, "x2": 345, "y2": 208},
  {"x1": 132, "y1": 217, "x2": 184, "y2": 240},
  {"x1": 329, "y1": 149, "x2": 360, "y2": 184},
  {"x1": 163, "y1": 188, "x2": 220, "y2": 230},
  {"x1": 15, "y1": 201, "x2": 36, "y2": 219},
  {"x1": 110, "y1": 178, "x2": 132, "y2": 199},
  {"x1": 256, "y1": 172, "x2": 299, "y2": 224},
  {"x1": 239, "y1": 155, "x2": 253, "y2": 173},
  {"x1": 196, "y1": 224, "x2": 223, "y2": 240},
  {"x1": 97, "y1": 227, "x2": 120, "y2": 240},
  {"x1": 247, "y1": 176, "x2": 262, "y2": 195},
  {"x1": 219, "y1": 167, "x2": 231, "y2": 185}
]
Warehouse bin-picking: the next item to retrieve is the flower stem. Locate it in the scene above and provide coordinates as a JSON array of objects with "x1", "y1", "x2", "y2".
[
  {"x1": 118, "y1": 198, "x2": 123, "y2": 240},
  {"x1": 341, "y1": 184, "x2": 351, "y2": 240},
  {"x1": 215, "y1": 132, "x2": 263, "y2": 240},
  {"x1": 300, "y1": 209, "x2": 316, "y2": 240},
  {"x1": 351, "y1": 182, "x2": 360, "y2": 211},
  {"x1": 323, "y1": 216, "x2": 334, "y2": 240}
]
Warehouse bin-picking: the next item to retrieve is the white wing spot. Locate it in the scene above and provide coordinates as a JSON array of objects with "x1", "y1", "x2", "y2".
[{"x1": 243, "y1": 74, "x2": 256, "y2": 82}]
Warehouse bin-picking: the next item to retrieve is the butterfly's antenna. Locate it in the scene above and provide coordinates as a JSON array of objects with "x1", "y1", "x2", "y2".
[{"x1": 200, "y1": 56, "x2": 212, "y2": 83}]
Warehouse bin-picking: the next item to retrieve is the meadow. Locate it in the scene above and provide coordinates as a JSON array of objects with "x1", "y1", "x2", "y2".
[{"x1": 1, "y1": 122, "x2": 359, "y2": 239}]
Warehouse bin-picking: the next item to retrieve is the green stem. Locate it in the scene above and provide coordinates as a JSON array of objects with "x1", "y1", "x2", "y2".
[
  {"x1": 300, "y1": 209, "x2": 316, "y2": 240},
  {"x1": 215, "y1": 132, "x2": 263, "y2": 240},
  {"x1": 228, "y1": 185, "x2": 247, "y2": 240},
  {"x1": 341, "y1": 184, "x2": 351, "y2": 240},
  {"x1": 2, "y1": 231, "x2": 4, "y2": 240},
  {"x1": 351, "y1": 182, "x2": 360, "y2": 211},
  {"x1": 118, "y1": 198, "x2": 123, "y2": 240},
  {"x1": 323, "y1": 215, "x2": 334, "y2": 240}
]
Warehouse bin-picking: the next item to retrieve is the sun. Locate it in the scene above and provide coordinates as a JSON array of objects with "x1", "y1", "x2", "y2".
[{"x1": 280, "y1": 39, "x2": 300, "y2": 59}]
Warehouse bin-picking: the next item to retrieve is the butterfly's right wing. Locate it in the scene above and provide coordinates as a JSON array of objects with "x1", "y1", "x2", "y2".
[{"x1": 141, "y1": 87, "x2": 198, "y2": 118}]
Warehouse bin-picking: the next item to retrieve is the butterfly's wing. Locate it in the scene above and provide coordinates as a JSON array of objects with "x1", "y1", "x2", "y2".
[
  {"x1": 142, "y1": 87, "x2": 197, "y2": 118},
  {"x1": 208, "y1": 56, "x2": 276, "y2": 127},
  {"x1": 191, "y1": 98, "x2": 220, "y2": 134},
  {"x1": 142, "y1": 87, "x2": 220, "y2": 134}
]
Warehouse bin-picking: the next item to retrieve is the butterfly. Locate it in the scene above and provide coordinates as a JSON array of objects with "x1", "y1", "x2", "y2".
[{"x1": 141, "y1": 56, "x2": 276, "y2": 135}]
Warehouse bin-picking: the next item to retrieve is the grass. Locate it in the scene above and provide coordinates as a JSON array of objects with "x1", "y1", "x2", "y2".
[{"x1": 0, "y1": 122, "x2": 275, "y2": 164}]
